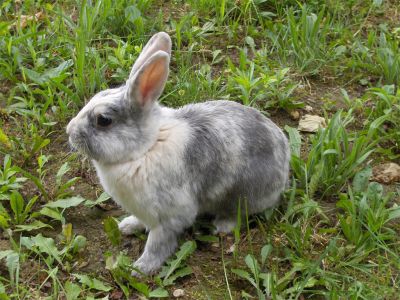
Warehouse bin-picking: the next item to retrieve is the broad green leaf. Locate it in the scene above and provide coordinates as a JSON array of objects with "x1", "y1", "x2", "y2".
[
  {"x1": 245, "y1": 36, "x2": 255, "y2": 51},
  {"x1": 126, "y1": 279, "x2": 150, "y2": 297},
  {"x1": 73, "y1": 274, "x2": 112, "y2": 292},
  {"x1": 284, "y1": 126, "x2": 302, "y2": 157},
  {"x1": 23, "y1": 60, "x2": 73, "y2": 85},
  {"x1": 367, "y1": 182, "x2": 383, "y2": 199},
  {"x1": 149, "y1": 287, "x2": 169, "y2": 298},
  {"x1": 84, "y1": 192, "x2": 111, "y2": 208},
  {"x1": 334, "y1": 45, "x2": 347, "y2": 56},
  {"x1": 352, "y1": 167, "x2": 372, "y2": 193},
  {"x1": 261, "y1": 244, "x2": 273, "y2": 265},
  {"x1": 160, "y1": 241, "x2": 196, "y2": 282},
  {"x1": 43, "y1": 59, "x2": 73, "y2": 80},
  {"x1": 22, "y1": 234, "x2": 62, "y2": 265},
  {"x1": 0, "y1": 128, "x2": 11, "y2": 149},
  {"x1": 56, "y1": 162, "x2": 70, "y2": 186},
  {"x1": 32, "y1": 138, "x2": 50, "y2": 154},
  {"x1": 23, "y1": 68, "x2": 44, "y2": 84},
  {"x1": 62, "y1": 223, "x2": 73, "y2": 243},
  {"x1": 65, "y1": 281, "x2": 82, "y2": 300},
  {"x1": 23, "y1": 195, "x2": 39, "y2": 217},
  {"x1": 37, "y1": 154, "x2": 50, "y2": 170},
  {"x1": 388, "y1": 206, "x2": 400, "y2": 221},
  {"x1": 57, "y1": 177, "x2": 80, "y2": 198},
  {"x1": 39, "y1": 207, "x2": 64, "y2": 222},
  {"x1": 71, "y1": 235, "x2": 87, "y2": 253},
  {"x1": 6, "y1": 251, "x2": 19, "y2": 283},
  {"x1": 162, "y1": 266, "x2": 193, "y2": 286},
  {"x1": 304, "y1": 276, "x2": 318, "y2": 288},
  {"x1": 323, "y1": 149, "x2": 338, "y2": 155},
  {"x1": 0, "y1": 280, "x2": 10, "y2": 299},
  {"x1": 232, "y1": 268, "x2": 256, "y2": 287},
  {"x1": 0, "y1": 250, "x2": 14, "y2": 260},
  {"x1": 14, "y1": 220, "x2": 52, "y2": 232},
  {"x1": 0, "y1": 250, "x2": 19, "y2": 283},
  {"x1": 125, "y1": 5, "x2": 141, "y2": 23},
  {"x1": 260, "y1": 11, "x2": 276, "y2": 18},
  {"x1": 245, "y1": 254, "x2": 260, "y2": 276},
  {"x1": 0, "y1": 214, "x2": 9, "y2": 229},
  {"x1": 20, "y1": 236, "x2": 34, "y2": 249},
  {"x1": 33, "y1": 234, "x2": 62, "y2": 264},
  {"x1": 103, "y1": 217, "x2": 121, "y2": 246},
  {"x1": 259, "y1": 272, "x2": 273, "y2": 293},
  {"x1": 10, "y1": 191, "x2": 24, "y2": 224},
  {"x1": 45, "y1": 197, "x2": 86, "y2": 209}
]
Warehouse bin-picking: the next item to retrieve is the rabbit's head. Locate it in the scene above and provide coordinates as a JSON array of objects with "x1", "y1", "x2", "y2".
[{"x1": 66, "y1": 32, "x2": 171, "y2": 164}]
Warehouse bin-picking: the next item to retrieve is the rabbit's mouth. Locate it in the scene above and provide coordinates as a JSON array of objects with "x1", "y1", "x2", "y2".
[{"x1": 68, "y1": 135, "x2": 93, "y2": 158}]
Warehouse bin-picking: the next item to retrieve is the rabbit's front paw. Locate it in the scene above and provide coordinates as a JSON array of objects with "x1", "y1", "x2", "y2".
[
  {"x1": 118, "y1": 216, "x2": 146, "y2": 235},
  {"x1": 131, "y1": 256, "x2": 163, "y2": 277}
]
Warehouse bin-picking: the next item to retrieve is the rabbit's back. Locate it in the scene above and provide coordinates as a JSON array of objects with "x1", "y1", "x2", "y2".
[{"x1": 175, "y1": 100, "x2": 290, "y2": 216}]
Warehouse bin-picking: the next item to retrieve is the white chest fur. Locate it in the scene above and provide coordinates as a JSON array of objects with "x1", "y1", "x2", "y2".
[{"x1": 93, "y1": 117, "x2": 196, "y2": 228}]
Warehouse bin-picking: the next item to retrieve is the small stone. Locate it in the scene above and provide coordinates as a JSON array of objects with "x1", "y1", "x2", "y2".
[
  {"x1": 43, "y1": 281, "x2": 51, "y2": 289},
  {"x1": 173, "y1": 289, "x2": 185, "y2": 298},
  {"x1": 298, "y1": 115, "x2": 326, "y2": 133},
  {"x1": 11, "y1": 12, "x2": 44, "y2": 29},
  {"x1": 372, "y1": 163, "x2": 400, "y2": 184},
  {"x1": 225, "y1": 243, "x2": 236, "y2": 254},
  {"x1": 304, "y1": 105, "x2": 313, "y2": 112},
  {"x1": 211, "y1": 242, "x2": 220, "y2": 248},
  {"x1": 289, "y1": 110, "x2": 300, "y2": 120},
  {"x1": 110, "y1": 290, "x2": 124, "y2": 300}
]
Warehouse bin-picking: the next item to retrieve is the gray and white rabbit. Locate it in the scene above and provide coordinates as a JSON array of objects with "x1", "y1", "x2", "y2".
[{"x1": 66, "y1": 32, "x2": 290, "y2": 275}]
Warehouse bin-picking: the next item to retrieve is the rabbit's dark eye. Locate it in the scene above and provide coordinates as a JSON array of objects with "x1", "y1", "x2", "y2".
[{"x1": 96, "y1": 114, "x2": 112, "y2": 127}]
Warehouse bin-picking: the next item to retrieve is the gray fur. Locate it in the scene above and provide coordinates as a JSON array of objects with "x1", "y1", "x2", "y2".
[{"x1": 176, "y1": 101, "x2": 289, "y2": 217}]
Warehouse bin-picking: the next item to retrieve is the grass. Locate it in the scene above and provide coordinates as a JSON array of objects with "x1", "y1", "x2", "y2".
[{"x1": 0, "y1": 0, "x2": 399, "y2": 299}]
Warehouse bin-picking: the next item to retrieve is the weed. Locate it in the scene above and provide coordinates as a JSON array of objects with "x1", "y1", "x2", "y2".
[
  {"x1": 227, "y1": 50, "x2": 302, "y2": 110},
  {"x1": 157, "y1": 240, "x2": 197, "y2": 286},
  {"x1": 0, "y1": 155, "x2": 26, "y2": 199},
  {"x1": 338, "y1": 167, "x2": 400, "y2": 248},
  {"x1": 351, "y1": 30, "x2": 400, "y2": 86},
  {"x1": 287, "y1": 110, "x2": 388, "y2": 198},
  {"x1": 376, "y1": 33, "x2": 400, "y2": 86},
  {"x1": 232, "y1": 245, "x2": 273, "y2": 300},
  {"x1": 103, "y1": 216, "x2": 121, "y2": 246},
  {"x1": 342, "y1": 85, "x2": 400, "y2": 157}
]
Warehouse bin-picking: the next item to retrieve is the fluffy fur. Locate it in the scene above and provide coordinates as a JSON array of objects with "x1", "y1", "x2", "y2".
[{"x1": 66, "y1": 32, "x2": 290, "y2": 275}]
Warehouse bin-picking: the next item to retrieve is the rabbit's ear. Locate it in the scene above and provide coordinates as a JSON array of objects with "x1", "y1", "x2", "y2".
[
  {"x1": 126, "y1": 50, "x2": 170, "y2": 108},
  {"x1": 129, "y1": 32, "x2": 171, "y2": 79}
]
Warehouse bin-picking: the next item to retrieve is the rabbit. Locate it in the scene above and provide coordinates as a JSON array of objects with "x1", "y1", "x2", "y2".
[{"x1": 66, "y1": 32, "x2": 290, "y2": 275}]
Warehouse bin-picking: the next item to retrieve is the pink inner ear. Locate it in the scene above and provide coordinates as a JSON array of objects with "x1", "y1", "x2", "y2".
[
  {"x1": 138, "y1": 60, "x2": 166, "y2": 106},
  {"x1": 140, "y1": 77, "x2": 152, "y2": 102}
]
